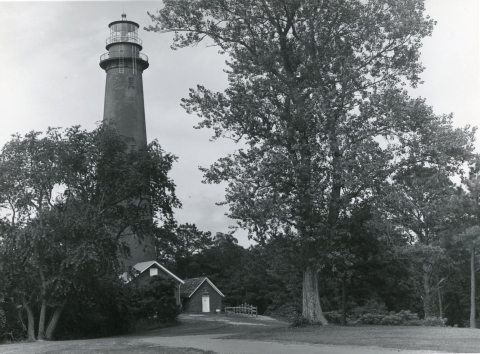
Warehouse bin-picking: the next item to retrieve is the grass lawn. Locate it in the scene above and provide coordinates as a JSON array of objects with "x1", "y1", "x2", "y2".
[
  {"x1": 0, "y1": 337, "x2": 216, "y2": 354},
  {"x1": 4, "y1": 314, "x2": 480, "y2": 353},
  {"x1": 227, "y1": 324, "x2": 480, "y2": 353}
]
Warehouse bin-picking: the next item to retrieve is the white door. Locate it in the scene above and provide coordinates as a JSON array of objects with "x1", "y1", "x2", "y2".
[{"x1": 202, "y1": 295, "x2": 210, "y2": 312}]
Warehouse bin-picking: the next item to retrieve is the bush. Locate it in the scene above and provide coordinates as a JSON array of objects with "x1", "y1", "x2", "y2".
[
  {"x1": 268, "y1": 303, "x2": 338, "y2": 326},
  {"x1": 55, "y1": 281, "x2": 137, "y2": 339},
  {"x1": 421, "y1": 316, "x2": 446, "y2": 327},
  {"x1": 356, "y1": 313, "x2": 386, "y2": 325},
  {"x1": 354, "y1": 310, "x2": 446, "y2": 327},
  {"x1": 351, "y1": 300, "x2": 438, "y2": 326},
  {"x1": 131, "y1": 276, "x2": 181, "y2": 327},
  {"x1": 352, "y1": 299, "x2": 388, "y2": 318},
  {"x1": 379, "y1": 310, "x2": 420, "y2": 325},
  {"x1": 42, "y1": 275, "x2": 182, "y2": 340},
  {"x1": 323, "y1": 311, "x2": 343, "y2": 324},
  {"x1": 0, "y1": 298, "x2": 27, "y2": 343},
  {"x1": 0, "y1": 308, "x2": 5, "y2": 331},
  {"x1": 266, "y1": 302, "x2": 301, "y2": 322},
  {"x1": 355, "y1": 310, "x2": 419, "y2": 326},
  {"x1": 290, "y1": 313, "x2": 310, "y2": 328}
]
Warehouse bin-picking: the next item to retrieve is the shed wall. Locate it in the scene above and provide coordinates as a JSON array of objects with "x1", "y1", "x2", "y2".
[{"x1": 182, "y1": 281, "x2": 223, "y2": 313}]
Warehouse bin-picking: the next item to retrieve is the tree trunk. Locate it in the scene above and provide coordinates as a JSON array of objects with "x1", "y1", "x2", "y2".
[
  {"x1": 437, "y1": 275, "x2": 443, "y2": 318},
  {"x1": 45, "y1": 305, "x2": 64, "y2": 340},
  {"x1": 302, "y1": 267, "x2": 328, "y2": 325},
  {"x1": 37, "y1": 299, "x2": 47, "y2": 340},
  {"x1": 438, "y1": 287, "x2": 443, "y2": 319},
  {"x1": 22, "y1": 297, "x2": 36, "y2": 341},
  {"x1": 341, "y1": 273, "x2": 347, "y2": 326},
  {"x1": 37, "y1": 248, "x2": 47, "y2": 340},
  {"x1": 423, "y1": 263, "x2": 431, "y2": 318},
  {"x1": 470, "y1": 246, "x2": 476, "y2": 328}
]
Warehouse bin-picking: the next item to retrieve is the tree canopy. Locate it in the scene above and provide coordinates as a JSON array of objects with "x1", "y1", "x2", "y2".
[
  {"x1": 0, "y1": 124, "x2": 180, "y2": 340},
  {"x1": 148, "y1": 0, "x2": 475, "y2": 323}
]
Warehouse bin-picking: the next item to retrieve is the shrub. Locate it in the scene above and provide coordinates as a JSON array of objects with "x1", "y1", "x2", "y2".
[
  {"x1": 352, "y1": 299, "x2": 388, "y2": 318},
  {"x1": 131, "y1": 276, "x2": 181, "y2": 327},
  {"x1": 0, "y1": 308, "x2": 5, "y2": 331},
  {"x1": 356, "y1": 313, "x2": 385, "y2": 325},
  {"x1": 324, "y1": 311, "x2": 343, "y2": 324},
  {"x1": 266, "y1": 302, "x2": 301, "y2": 322},
  {"x1": 351, "y1": 300, "x2": 441, "y2": 326},
  {"x1": 290, "y1": 313, "x2": 310, "y2": 328},
  {"x1": 0, "y1": 298, "x2": 27, "y2": 343},
  {"x1": 421, "y1": 316, "x2": 446, "y2": 327},
  {"x1": 379, "y1": 310, "x2": 420, "y2": 325},
  {"x1": 354, "y1": 310, "x2": 446, "y2": 327},
  {"x1": 55, "y1": 282, "x2": 137, "y2": 339},
  {"x1": 52, "y1": 275, "x2": 182, "y2": 340}
]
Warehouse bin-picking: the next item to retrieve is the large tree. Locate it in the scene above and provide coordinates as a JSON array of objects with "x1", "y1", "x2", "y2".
[
  {"x1": 381, "y1": 166, "x2": 459, "y2": 318},
  {"x1": 449, "y1": 162, "x2": 480, "y2": 328},
  {"x1": 148, "y1": 0, "x2": 474, "y2": 323}
]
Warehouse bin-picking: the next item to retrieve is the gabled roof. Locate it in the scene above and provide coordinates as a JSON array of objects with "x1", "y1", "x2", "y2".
[
  {"x1": 121, "y1": 261, "x2": 184, "y2": 284},
  {"x1": 180, "y1": 277, "x2": 225, "y2": 298}
]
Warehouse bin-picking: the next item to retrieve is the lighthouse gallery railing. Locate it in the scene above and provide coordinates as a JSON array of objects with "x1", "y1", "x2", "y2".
[
  {"x1": 106, "y1": 36, "x2": 143, "y2": 46},
  {"x1": 100, "y1": 52, "x2": 149, "y2": 62}
]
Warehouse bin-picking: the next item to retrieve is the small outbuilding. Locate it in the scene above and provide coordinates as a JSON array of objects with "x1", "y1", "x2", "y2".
[
  {"x1": 122, "y1": 261, "x2": 184, "y2": 305},
  {"x1": 180, "y1": 277, "x2": 225, "y2": 313}
]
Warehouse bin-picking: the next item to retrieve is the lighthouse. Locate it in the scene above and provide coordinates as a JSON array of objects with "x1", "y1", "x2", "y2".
[
  {"x1": 99, "y1": 14, "x2": 156, "y2": 266},
  {"x1": 100, "y1": 13, "x2": 149, "y2": 146}
]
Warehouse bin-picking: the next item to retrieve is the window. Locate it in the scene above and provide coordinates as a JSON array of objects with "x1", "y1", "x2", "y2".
[
  {"x1": 128, "y1": 77, "x2": 135, "y2": 88},
  {"x1": 150, "y1": 267, "x2": 158, "y2": 276}
]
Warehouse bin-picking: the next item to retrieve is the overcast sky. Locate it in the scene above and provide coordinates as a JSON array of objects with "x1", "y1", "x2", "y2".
[{"x1": 0, "y1": 1, "x2": 478, "y2": 247}]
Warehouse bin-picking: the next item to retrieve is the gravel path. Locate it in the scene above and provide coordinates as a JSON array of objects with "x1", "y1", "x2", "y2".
[{"x1": 139, "y1": 314, "x2": 461, "y2": 354}]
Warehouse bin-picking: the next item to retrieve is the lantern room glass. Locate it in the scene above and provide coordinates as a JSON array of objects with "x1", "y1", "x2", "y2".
[{"x1": 108, "y1": 22, "x2": 141, "y2": 45}]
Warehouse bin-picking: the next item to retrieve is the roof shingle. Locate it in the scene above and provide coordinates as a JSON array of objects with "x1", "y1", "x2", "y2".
[{"x1": 180, "y1": 277, "x2": 225, "y2": 298}]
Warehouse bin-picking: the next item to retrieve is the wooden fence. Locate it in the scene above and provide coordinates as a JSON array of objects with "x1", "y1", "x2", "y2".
[{"x1": 224, "y1": 303, "x2": 258, "y2": 317}]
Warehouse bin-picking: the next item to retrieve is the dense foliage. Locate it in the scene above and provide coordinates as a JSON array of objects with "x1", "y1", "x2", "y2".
[
  {"x1": 148, "y1": 0, "x2": 475, "y2": 324},
  {"x1": 156, "y1": 219, "x2": 480, "y2": 328},
  {"x1": 131, "y1": 277, "x2": 182, "y2": 329},
  {"x1": 0, "y1": 124, "x2": 180, "y2": 341},
  {"x1": 53, "y1": 277, "x2": 180, "y2": 339}
]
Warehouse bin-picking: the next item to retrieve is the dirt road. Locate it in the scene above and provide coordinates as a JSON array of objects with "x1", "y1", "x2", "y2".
[{"x1": 140, "y1": 333, "x2": 449, "y2": 354}]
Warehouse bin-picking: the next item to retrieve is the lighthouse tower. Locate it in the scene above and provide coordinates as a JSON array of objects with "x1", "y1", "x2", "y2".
[
  {"x1": 99, "y1": 14, "x2": 156, "y2": 266},
  {"x1": 100, "y1": 13, "x2": 149, "y2": 146}
]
